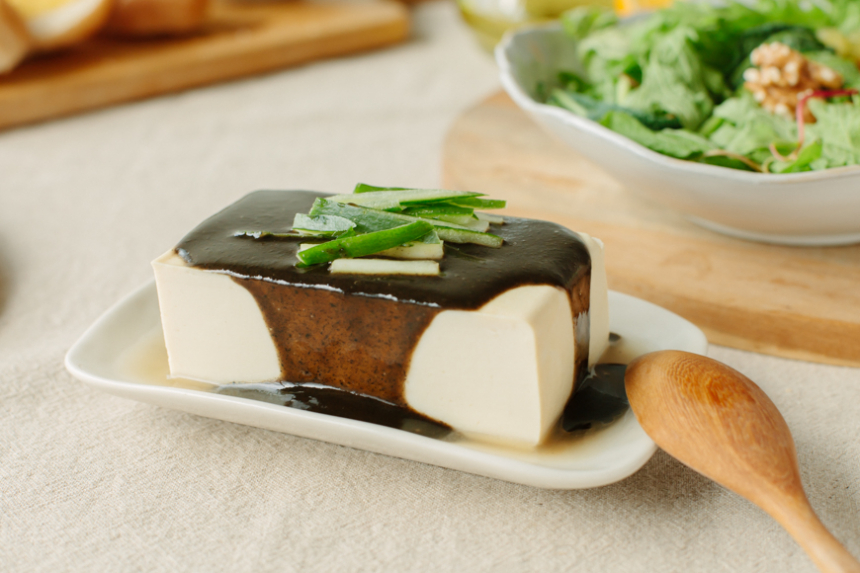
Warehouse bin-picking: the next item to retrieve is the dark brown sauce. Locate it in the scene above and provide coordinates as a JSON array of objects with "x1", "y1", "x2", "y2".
[
  {"x1": 237, "y1": 280, "x2": 439, "y2": 404},
  {"x1": 214, "y1": 383, "x2": 452, "y2": 438},
  {"x1": 176, "y1": 190, "x2": 594, "y2": 426},
  {"x1": 210, "y1": 362, "x2": 628, "y2": 441},
  {"x1": 175, "y1": 191, "x2": 592, "y2": 309},
  {"x1": 562, "y1": 363, "x2": 629, "y2": 432}
]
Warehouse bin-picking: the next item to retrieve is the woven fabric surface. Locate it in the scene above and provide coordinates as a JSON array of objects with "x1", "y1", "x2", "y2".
[{"x1": 1, "y1": 3, "x2": 858, "y2": 572}]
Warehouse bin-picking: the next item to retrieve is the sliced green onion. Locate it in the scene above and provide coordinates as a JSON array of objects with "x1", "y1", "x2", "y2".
[
  {"x1": 310, "y1": 198, "x2": 412, "y2": 231},
  {"x1": 330, "y1": 259, "x2": 440, "y2": 276},
  {"x1": 436, "y1": 227, "x2": 503, "y2": 248},
  {"x1": 233, "y1": 230, "x2": 296, "y2": 239},
  {"x1": 424, "y1": 214, "x2": 476, "y2": 226},
  {"x1": 402, "y1": 204, "x2": 474, "y2": 217},
  {"x1": 292, "y1": 214, "x2": 357, "y2": 237},
  {"x1": 312, "y1": 198, "x2": 502, "y2": 247},
  {"x1": 413, "y1": 230, "x2": 442, "y2": 244},
  {"x1": 301, "y1": 241, "x2": 444, "y2": 261},
  {"x1": 296, "y1": 221, "x2": 435, "y2": 267},
  {"x1": 353, "y1": 183, "x2": 408, "y2": 194},
  {"x1": 476, "y1": 212, "x2": 505, "y2": 225},
  {"x1": 403, "y1": 204, "x2": 476, "y2": 226},
  {"x1": 448, "y1": 217, "x2": 490, "y2": 232},
  {"x1": 447, "y1": 197, "x2": 506, "y2": 209},
  {"x1": 329, "y1": 189, "x2": 483, "y2": 211},
  {"x1": 377, "y1": 242, "x2": 444, "y2": 260}
]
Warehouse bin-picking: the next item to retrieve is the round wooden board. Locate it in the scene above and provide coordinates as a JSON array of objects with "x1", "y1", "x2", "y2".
[{"x1": 443, "y1": 92, "x2": 860, "y2": 368}]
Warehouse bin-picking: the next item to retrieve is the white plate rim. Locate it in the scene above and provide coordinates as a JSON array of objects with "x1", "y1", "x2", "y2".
[{"x1": 65, "y1": 280, "x2": 708, "y2": 489}]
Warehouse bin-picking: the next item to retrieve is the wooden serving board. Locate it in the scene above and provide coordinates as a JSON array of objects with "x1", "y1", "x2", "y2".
[
  {"x1": 443, "y1": 92, "x2": 860, "y2": 367},
  {"x1": 0, "y1": 0, "x2": 409, "y2": 131}
]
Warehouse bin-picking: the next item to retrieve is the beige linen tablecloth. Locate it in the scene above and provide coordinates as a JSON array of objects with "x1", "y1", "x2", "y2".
[{"x1": 1, "y1": 3, "x2": 858, "y2": 572}]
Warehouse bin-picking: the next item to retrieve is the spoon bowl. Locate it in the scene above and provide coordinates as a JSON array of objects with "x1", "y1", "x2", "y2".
[{"x1": 625, "y1": 350, "x2": 860, "y2": 573}]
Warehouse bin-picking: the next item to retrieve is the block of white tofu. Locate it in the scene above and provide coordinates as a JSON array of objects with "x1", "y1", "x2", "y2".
[
  {"x1": 407, "y1": 285, "x2": 588, "y2": 446},
  {"x1": 153, "y1": 252, "x2": 281, "y2": 384},
  {"x1": 153, "y1": 232, "x2": 607, "y2": 447},
  {"x1": 152, "y1": 190, "x2": 609, "y2": 447}
]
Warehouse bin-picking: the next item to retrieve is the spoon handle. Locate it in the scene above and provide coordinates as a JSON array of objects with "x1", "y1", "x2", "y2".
[{"x1": 768, "y1": 495, "x2": 860, "y2": 573}]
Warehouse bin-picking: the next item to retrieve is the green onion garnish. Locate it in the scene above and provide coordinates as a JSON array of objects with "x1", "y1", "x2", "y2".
[
  {"x1": 403, "y1": 204, "x2": 477, "y2": 226},
  {"x1": 238, "y1": 185, "x2": 507, "y2": 273},
  {"x1": 292, "y1": 214, "x2": 357, "y2": 237},
  {"x1": 329, "y1": 189, "x2": 483, "y2": 211},
  {"x1": 233, "y1": 230, "x2": 295, "y2": 239},
  {"x1": 447, "y1": 197, "x2": 506, "y2": 209},
  {"x1": 296, "y1": 221, "x2": 435, "y2": 267},
  {"x1": 353, "y1": 183, "x2": 409, "y2": 194},
  {"x1": 311, "y1": 198, "x2": 501, "y2": 247},
  {"x1": 435, "y1": 227, "x2": 503, "y2": 248},
  {"x1": 330, "y1": 258, "x2": 440, "y2": 276}
]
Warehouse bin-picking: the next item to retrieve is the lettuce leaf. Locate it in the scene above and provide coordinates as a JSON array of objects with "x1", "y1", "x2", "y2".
[
  {"x1": 620, "y1": 27, "x2": 723, "y2": 130},
  {"x1": 548, "y1": 89, "x2": 682, "y2": 130},
  {"x1": 755, "y1": 0, "x2": 860, "y2": 35},
  {"x1": 600, "y1": 111, "x2": 715, "y2": 159},
  {"x1": 560, "y1": 7, "x2": 617, "y2": 40},
  {"x1": 575, "y1": 24, "x2": 635, "y2": 104},
  {"x1": 707, "y1": 94, "x2": 797, "y2": 155},
  {"x1": 806, "y1": 98, "x2": 860, "y2": 167},
  {"x1": 552, "y1": 0, "x2": 860, "y2": 172},
  {"x1": 770, "y1": 140, "x2": 824, "y2": 173}
]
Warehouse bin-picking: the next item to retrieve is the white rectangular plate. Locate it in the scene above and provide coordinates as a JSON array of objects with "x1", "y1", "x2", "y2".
[{"x1": 65, "y1": 282, "x2": 707, "y2": 489}]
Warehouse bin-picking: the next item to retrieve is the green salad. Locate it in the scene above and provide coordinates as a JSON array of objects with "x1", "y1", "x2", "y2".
[{"x1": 541, "y1": 0, "x2": 860, "y2": 173}]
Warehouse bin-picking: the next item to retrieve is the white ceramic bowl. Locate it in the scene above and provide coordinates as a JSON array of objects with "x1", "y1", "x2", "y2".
[{"x1": 496, "y1": 24, "x2": 860, "y2": 246}]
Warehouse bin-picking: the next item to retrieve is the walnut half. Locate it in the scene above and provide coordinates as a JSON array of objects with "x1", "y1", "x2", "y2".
[{"x1": 743, "y1": 41, "x2": 843, "y2": 123}]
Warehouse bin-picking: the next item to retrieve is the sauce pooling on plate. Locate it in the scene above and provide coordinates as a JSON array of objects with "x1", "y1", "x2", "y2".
[
  {"x1": 214, "y1": 383, "x2": 452, "y2": 438},
  {"x1": 212, "y1": 360, "x2": 630, "y2": 440}
]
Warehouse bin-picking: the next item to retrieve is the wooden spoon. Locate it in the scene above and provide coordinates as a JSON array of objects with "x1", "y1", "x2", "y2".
[{"x1": 625, "y1": 350, "x2": 860, "y2": 573}]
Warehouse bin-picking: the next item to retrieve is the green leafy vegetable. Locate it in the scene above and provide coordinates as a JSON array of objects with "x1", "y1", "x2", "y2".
[
  {"x1": 353, "y1": 183, "x2": 408, "y2": 194},
  {"x1": 707, "y1": 94, "x2": 797, "y2": 156},
  {"x1": 601, "y1": 111, "x2": 715, "y2": 159},
  {"x1": 310, "y1": 199, "x2": 421, "y2": 233},
  {"x1": 402, "y1": 204, "x2": 477, "y2": 225},
  {"x1": 560, "y1": 7, "x2": 617, "y2": 40},
  {"x1": 806, "y1": 97, "x2": 860, "y2": 167},
  {"x1": 329, "y1": 189, "x2": 482, "y2": 211},
  {"x1": 621, "y1": 27, "x2": 723, "y2": 130},
  {"x1": 233, "y1": 230, "x2": 295, "y2": 239},
  {"x1": 447, "y1": 197, "x2": 506, "y2": 209},
  {"x1": 434, "y1": 227, "x2": 503, "y2": 248},
  {"x1": 296, "y1": 221, "x2": 434, "y2": 267},
  {"x1": 329, "y1": 258, "x2": 440, "y2": 276},
  {"x1": 311, "y1": 198, "x2": 501, "y2": 247},
  {"x1": 546, "y1": 1, "x2": 860, "y2": 173},
  {"x1": 240, "y1": 185, "x2": 509, "y2": 273},
  {"x1": 770, "y1": 139, "x2": 824, "y2": 173},
  {"x1": 549, "y1": 89, "x2": 682, "y2": 130},
  {"x1": 292, "y1": 214, "x2": 356, "y2": 237}
]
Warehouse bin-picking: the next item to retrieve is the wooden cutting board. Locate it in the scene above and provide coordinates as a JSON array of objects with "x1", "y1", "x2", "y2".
[
  {"x1": 443, "y1": 92, "x2": 860, "y2": 368},
  {"x1": 0, "y1": 0, "x2": 409, "y2": 131}
]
